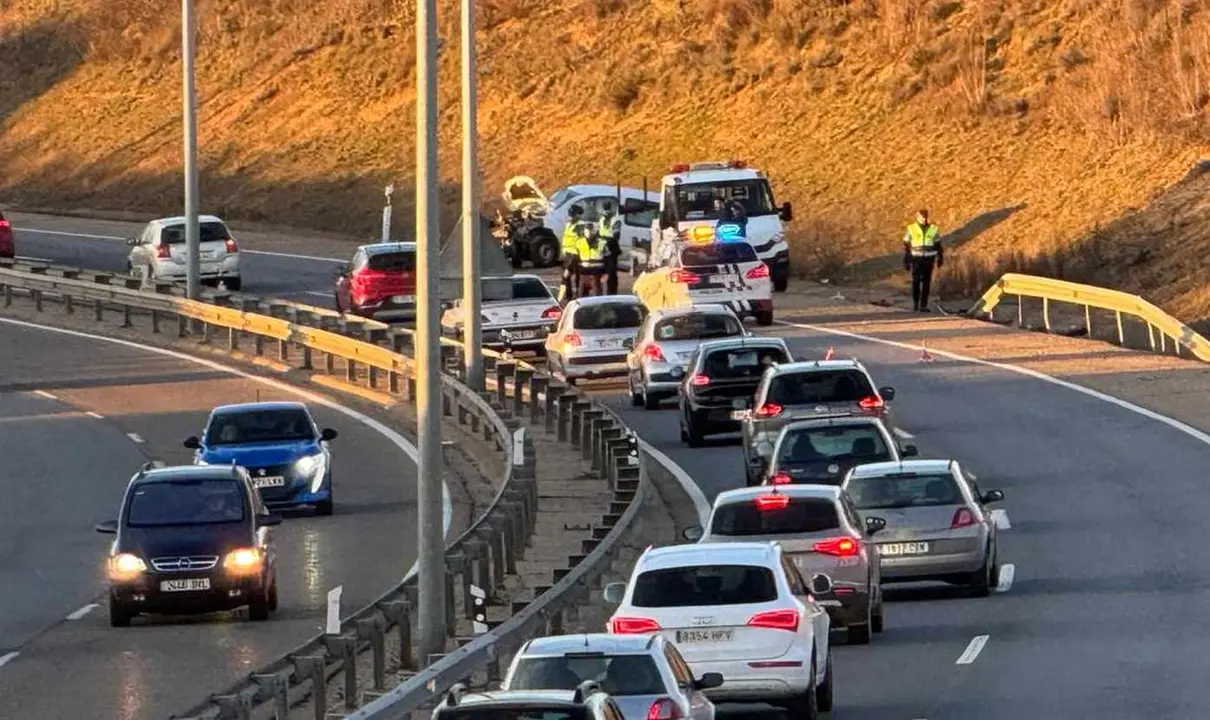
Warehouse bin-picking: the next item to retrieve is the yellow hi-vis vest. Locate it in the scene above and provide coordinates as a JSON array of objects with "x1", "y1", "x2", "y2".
[
  {"x1": 598, "y1": 216, "x2": 618, "y2": 238},
  {"x1": 562, "y1": 222, "x2": 585, "y2": 254},
  {"x1": 575, "y1": 235, "x2": 604, "y2": 266},
  {"x1": 905, "y1": 222, "x2": 940, "y2": 257}
]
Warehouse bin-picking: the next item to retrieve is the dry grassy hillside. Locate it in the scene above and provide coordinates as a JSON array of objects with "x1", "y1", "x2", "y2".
[{"x1": 3, "y1": 0, "x2": 1210, "y2": 318}]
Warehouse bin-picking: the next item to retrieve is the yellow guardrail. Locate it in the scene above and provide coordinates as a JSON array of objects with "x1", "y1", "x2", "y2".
[{"x1": 970, "y1": 272, "x2": 1210, "y2": 363}]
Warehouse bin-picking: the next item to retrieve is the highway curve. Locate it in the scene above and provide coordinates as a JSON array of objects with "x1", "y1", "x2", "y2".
[{"x1": 0, "y1": 320, "x2": 421, "y2": 720}]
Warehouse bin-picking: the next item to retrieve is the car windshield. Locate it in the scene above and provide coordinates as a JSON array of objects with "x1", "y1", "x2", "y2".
[
  {"x1": 438, "y1": 709, "x2": 585, "y2": 720},
  {"x1": 680, "y1": 243, "x2": 758, "y2": 266},
  {"x1": 204, "y1": 408, "x2": 315, "y2": 446},
  {"x1": 161, "y1": 221, "x2": 230, "y2": 244},
  {"x1": 710, "y1": 497, "x2": 840, "y2": 536},
  {"x1": 366, "y1": 250, "x2": 416, "y2": 273},
  {"x1": 776, "y1": 425, "x2": 891, "y2": 464},
  {"x1": 549, "y1": 188, "x2": 580, "y2": 210},
  {"x1": 126, "y1": 478, "x2": 246, "y2": 527},
  {"x1": 674, "y1": 179, "x2": 777, "y2": 219},
  {"x1": 653, "y1": 313, "x2": 741, "y2": 342},
  {"x1": 509, "y1": 277, "x2": 554, "y2": 301},
  {"x1": 631, "y1": 564, "x2": 777, "y2": 607},
  {"x1": 847, "y1": 472, "x2": 964, "y2": 510},
  {"x1": 766, "y1": 369, "x2": 875, "y2": 405},
  {"x1": 702, "y1": 346, "x2": 788, "y2": 380},
  {"x1": 574, "y1": 302, "x2": 645, "y2": 330},
  {"x1": 510, "y1": 654, "x2": 665, "y2": 696}
]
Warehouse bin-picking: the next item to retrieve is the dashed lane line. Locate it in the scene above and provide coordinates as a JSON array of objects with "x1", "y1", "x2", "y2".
[
  {"x1": 86, "y1": 411, "x2": 104, "y2": 419},
  {"x1": 0, "y1": 651, "x2": 18, "y2": 669},
  {"x1": 32, "y1": 390, "x2": 57, "y2": 400},
  {"x1": 126, "y1": 432, "x2": 145, "y2": 444},
  {"x1": 995, "y1": 563, "x2": 1016, "y2": 593},
  {"x1": 66, "y1": 603, "x2": 99, "y2": 620},
  {"x1": 956, "y1": 635, "x2": 989, "y2": 664},
  {"x1": 893, "y1": 427, "x2": 915, "y2": 440}
]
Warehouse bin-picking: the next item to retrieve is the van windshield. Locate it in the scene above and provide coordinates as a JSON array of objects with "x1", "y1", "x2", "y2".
[{"x1": 674, "y1": 179, "x2": 777, "y2": 219}]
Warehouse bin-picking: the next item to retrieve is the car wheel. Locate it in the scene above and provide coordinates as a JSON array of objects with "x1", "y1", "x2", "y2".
[
  {"x1": 267, "y1": 580, "x2": 279, "y2": 612},
  {"x1": 773, "y1": 273, "x2": 789, "y2": 293},
  {"x1": 969, "y1": 548, "x2": 994, "y2": 597},
  {"x1": 248, "y1": 591, "x2": 270, "y2": 621},
  {"x1": 685, "y1": 411, "x2": 705, "y2": 447},
  {"x1": 816, "y1": 647, "x2": 834, "y2": 712},
  {"x1": 109, "y1": 595, "x2": 133, "y2": 628},
  {"x1": 872, "y1": 594, "x2": 885, "y2": 633},
  {"x1": 848, "y1": 599, "x2": 872, "y2": 644},
  {"x1": 534, "y1": 235, "x2": 561, "y2": 268},
  {"x1": 643, "y1": 387, "x2": 661, "y2": 410},
  {"x1": 785, "y1": 655, "x2": 819, "y2": 719},
  {"x1": 629, "y1": 378, "x2": 643, "y2": 407},
  {"x1": 226, "y1": 277, "x2": 242, "y2": 292},
  {"x1": 756, "y1": 310, "x2": 774, "y2": 326}
]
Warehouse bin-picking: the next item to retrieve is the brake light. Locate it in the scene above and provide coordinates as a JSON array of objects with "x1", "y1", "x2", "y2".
[
  {"x1": 769, "y1": 472, "x2": 792, "y2": 485},
  {"x1": 951, "y1": 507, "x2": 977, "y2": 528},
  {"x1": 156, "y1": 244, "x2": 171, "y2": 259},
  {"x1": 669, "y1": 269, "x2": 701, "y2": 284},
  {"x1": 747, "y1": 608, "x2": 799, "y2": 632},
  {"x1": 690, "y1": 374, "x2": 710, "y2": 387},
  {"x1": 859, "y1": 395, "x2": 885, "y2": 411},
  {"x1": 755, "y1": 493, "x2": 790, "y2": 510},
  {"x1": 753, "y1": 402, "x2": 783, "y2": 418},
  {"x1": 813, "y1": 536, "x2": 861, "y2": 556},
  {"x1": 564, "y1": 332, "x2": 582, "y2": 348},
  {"x1": 745, "y1": 263, "x2": 770, "y2": 279},
  {"x1": 642, "y1": 343, "x2": 666, "y2": 362},
  {"x1": 0, "y1": 219, "x2": 10, "y2": 230},
  {"x1": 729, "y1": 159, "x2": 747, "y2": 168},
  {"x1": 647, "y1": 698, "x2": 681, "y2": 720},
  {"x1": 225, "y1": 238, "x2": 238, "y2": 253},
  {"x1": 542, "y1": 305, "x2": 562, "y2": 320},
  {"x1": 611, "y1": 616, "x2": 661, "y2": 634},
  {"x1": 669, "y1": 163, "x2": 691, "y2": 173}
]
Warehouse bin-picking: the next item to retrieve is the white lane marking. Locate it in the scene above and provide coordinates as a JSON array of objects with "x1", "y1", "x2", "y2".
[
  {"x1": 66, "y1": 603, "x2": 99, "y2": 620},
  {"x1": 0, "y1": 651, "x2": 18, "y2": 669},
  {"x1": 304, "y1": 291, "x2": 334, "y2": 298},
  {"x1": 32, "y1": 390, "x2": 57, "y2": 400},
  {"x1": 893, "y1": 427, "x2": 914, "y2": 440},
  {"x1": 16, "y1": 255, "x2": 53, "y2": 263},
  {"x1": 0, "y1": 317, "x2": 452, "y2": 581},
  {"x1": 126, "y1": 433, "x2": 145, "y2": 444},
  {"x1": 991, "y1": 508, "x2": 1011, "y2": 529},
  {"x1": 995, "y1": 563, "x2": 1015, "y2": 593},
  {"x1": 638, "y1": 440, "x2": 712, "y2": 527},
  {"x1": 86, "y1": 411, "x2": 104, "y2": 419},
  {"x1": 151, "y1": 460, "x2": 166, "y2": 468},
  {"x1": 956, "y1": 635, "x2": 989, "y2": 664},
  {"x1": 16, "y1": 227, "x2": 343, "y2": 263}
]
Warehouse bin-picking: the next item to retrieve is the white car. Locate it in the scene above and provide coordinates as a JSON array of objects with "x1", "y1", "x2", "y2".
[
  {"x1": 636, "y1": 241, "x2": 774, "y2": 325},
  {"x1": 545, "y1": 295, "x2": 647, "y2": 385},
  {"x1": 603, "y1": 542, "x2": 834, "y2": 718},
  {"x1": 441, "y1": 274, "x2": 563, "y2": 353},
  {"x1": 626, "y1": 305, "x2": 748, "y2": 410},
  {"x1": 125, "y1": 214, "x2": 241, "y2": 290}
]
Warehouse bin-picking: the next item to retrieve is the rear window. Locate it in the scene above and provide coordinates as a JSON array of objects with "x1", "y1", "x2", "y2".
[
  {"x1": 710, "y1": 497, "x2": 841, "y2": 536},
  {"x1": 511, "y1": 277, "x2": 555, "y2": 300},
  {"x1": 702, "y1": 346, "x2": 788, "y2": 379},
  {"x1": 367, "y1": 251, "x2": 416, "y2": 272},
  {"x1": 161, "y1": 221, "x2": 230, "y2": 244},
  {"x1": 574, "y1": 302, "x2": 645, "y2": 330},
  {"x1": 127, "y1": 479, "x2": 246, "y2": 527},
  {"x1": 680, "y1": 243, "x2": 757, "y2": 266},
  {"x1": 776, "y1": 425, "x2": 889, "y2": 463},
  {"x1": 510, "y1": 654, "x2": 665, "y2": 696},
  {"x1": 631, "y1": 564, "x2": 777, "y2": 607},
  {"x1": 847, "y1": 472, "x2": 963, "y2": 510},
  {"x1": 766, "y1": 369, "x2": 875, "y2": 405},
  {"x1": 437, "y1": 709, "x2": 584, "y2": 720},
  {"x1": 654, "y1": 313, "x2": 741, "y2": 341}
]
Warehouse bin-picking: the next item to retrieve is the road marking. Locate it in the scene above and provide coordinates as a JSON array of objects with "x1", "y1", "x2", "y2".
[
  {"x1": 956, "y1": 635, "x2": 989, "y2": 664},
  {"x1": 0, "y1": 316, "x2": 451, "y2": 582},
  {"x1": 0, "y1": 651, "x2": 18, "y2": 669},
  {"x1": 16, "y1": 255, "x2": 53, "y2": 263},
  {"x1": 32, "y1": 390, "x2": 57, "y2": 400},
  {"x1": 893, "y1": 427, "x2": 914, "y2": 439},
  {"x1": 16, "y1": 227, "x2": 344, "y2": 263},
  {"x1": 991, "y1": 508, "x2": 1011, "y2": 529},
  {"x1": 126, "y1": 432, "x2": 145, "y2": 444},
  {"x1": 86, "y1": 411, "x2": 104, "y2": 419},
  {"x1": 243, "y1": 249, "x2": 343, "y2": 263},
  {"x1": 16, "y1": 228, "x2": 124, "y2": 240},
  {"x1": 66, "y1": 603, "x2": 99, "y2": 620},
  {"x1": 995, "y1": 563, "x2": 1015, "y2": 593},
  {"x1": 304, "y1": 291, "x2": 334, "y2": 298}
]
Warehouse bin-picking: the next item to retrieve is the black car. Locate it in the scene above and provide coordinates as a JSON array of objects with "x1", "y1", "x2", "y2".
[
  {"x1": 761, "y1": 416, "x2": 917, "y2": 487},
  {"x1": 678, "y1": 337, "x2": 793, "y2": 446},
  {"x1": 95, "y1": 464, "x2": 281, "y2": 627}
]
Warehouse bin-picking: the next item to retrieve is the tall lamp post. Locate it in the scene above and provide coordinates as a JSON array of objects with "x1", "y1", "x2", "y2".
[
  {"x1": 461, "y1": 0, "x2": 483, "y2": 390},
  {"x1": 181, "y1": 0, "x2": 200, "y2": 300}
]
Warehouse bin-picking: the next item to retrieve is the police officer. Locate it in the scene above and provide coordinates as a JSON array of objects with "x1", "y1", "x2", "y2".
[
  {"x1": 903, "y1": 209, "x2": 944, "y2": 312},
  {"x1": 559, "y1": 205, "x2": 587, "y2": 302},
  {"x1": 576, "y1": 226, "x2": 606, "y2": 297},
  {"x1": 598, "y1": 202, "x2": 623, "y2": 294}
]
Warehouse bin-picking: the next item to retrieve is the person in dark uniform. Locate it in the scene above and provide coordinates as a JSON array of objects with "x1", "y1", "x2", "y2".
[
  {"x1": 902, "y1": 209, "x2": 944, "y2": 312},
  {"x1": 598, "y1": 202, "x2": 623, "y2": 294}
]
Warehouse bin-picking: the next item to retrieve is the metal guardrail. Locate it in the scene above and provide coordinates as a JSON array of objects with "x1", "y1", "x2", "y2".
[
  {"x1": 0, "y1": 258, "x2": 651, "y2": 719},
  {"x1": 968, "y1": 272, "x2": 1210, "y2": 363}
]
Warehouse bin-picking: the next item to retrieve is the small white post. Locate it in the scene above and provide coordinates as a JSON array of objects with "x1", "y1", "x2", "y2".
[
  {"x1": 326, "y1": 585, "x2": 343, "y2": 635},
  {"x1": 470, "y1": 584, "x2": 488, "y2": 635},
  {"x1": 382, "y1": 184, "x2": 394, "y2": 242},
  {"x1": 512, "y1": 427, "x2": 526, "y2": 466}
]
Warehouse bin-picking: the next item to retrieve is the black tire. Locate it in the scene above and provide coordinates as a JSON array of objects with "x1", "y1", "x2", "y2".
[
  {"x1": 872, "y1": 594, "x2": 885, "y2": 633},
  {"x1": 532, "y1": 235, "x2": 561, "y2": 268},
  {"x1": 773, "y1": 273, "x2": 789, "y2": 293},
  {"x1": 267, "y1": 579, "x2": 279, "y2": 611},
  {"x1": 109, "y1": 595, "x2": 133, "y2": 628},
  {"x1": 785, "y1": 656, "x2": 819, "y2": 719},
  {"x1": 756, "y1": 310, "x2": 774, "y2": 326},
  {"x1": 248, "y1": 590, "x2": 270, "y2": 621},
  {"x1": 816, "y1": 648, "x2": 834, "y2": 712},
  {"x1": 510, "y1": 248, "x2": 524, "y2": 268},
  {"x1": 643, "y1": 388, "x2": 661, "y2": 411},
  {"x1": 969, "y1": 550, "x2": 994, "y2": 597},
  {"x1": 226, "y1": 277, "x2": 242, "y2": 292},
  {"x1": 685, "y1": 411, "x2": 706, "y2": 447},
  {"x1": 315, "y1": 484, "x2": 334, "y2": 516},
  {"x1": 848, "y1": 598, "x2": 872, "y2": 644},
  {"x1": 628, "y1": 376, "x2": 643, "y2": 407}
]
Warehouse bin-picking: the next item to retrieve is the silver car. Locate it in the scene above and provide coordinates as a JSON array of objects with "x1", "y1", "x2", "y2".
[
  {"x1": 545, "y1": 295, "x2": 647, "y2": 385},
  {"x1": 503, "y1": 633, "x2": 719, "y2": 720},
  {"x1": 626, "y1": 305, "x2": 748, "y2": 410},
  {"x1": 688, "y1": 485, "x2": 887, "y2": 645},
  {"x1": 842, "y1": 459, "x2": 1005, "y2": 596}
]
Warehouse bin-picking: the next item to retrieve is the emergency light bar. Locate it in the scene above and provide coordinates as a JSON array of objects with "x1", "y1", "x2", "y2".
[
  {"x1": 688, "y1": 226, "x2": 716, "y2": 244},
  {"x1": 668, "y1": 160, "x2": 748, "y2": 173},
  {"x1": 716, "y1": 223, "x2": 745, "y2": 242}
]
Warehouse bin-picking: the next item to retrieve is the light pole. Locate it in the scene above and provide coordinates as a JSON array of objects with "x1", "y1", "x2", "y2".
[
  {"x1": 461, "y1": 0, "x2": 483, "y2": 391},
  {"x1": 414, "y1": 0, "x2": 446, "y2": 663},
  {"x1": 181, "y1": 0, "x2": 200, "y2": 300}
]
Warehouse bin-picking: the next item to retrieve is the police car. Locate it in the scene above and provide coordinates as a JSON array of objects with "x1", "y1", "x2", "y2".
[
  {"x1": 633, "y1": 231, "x2": 774, "y2": 326},
  {"x1": 440, "y1": 274, "x2": 563, "y2": 353}
]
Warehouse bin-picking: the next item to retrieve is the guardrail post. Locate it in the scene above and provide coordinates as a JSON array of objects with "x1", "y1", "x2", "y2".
[
  {"x1": 1147, "y1": 322, "x2": 1156, "y2": 351},
  {"x1": 201, "y1": 320, "x2": 212, "y2": 344},
  {"x1": 445, "y1": 554, "x2": 465, "y2": 636},
  {"x1": 555, "y1": 391, "x2": 576, "y2": 441},
  {"x1": 212, "y1": 692, "x2": 252, "y2": 720},
  {"x1": 346, "y1": 359, "x2": 357, "y2": 383},
  {"x1": 513, "y1": 366, "x2": 533, "y2": 416},
  {"x1": 356, "y1": 615, "x2": 388, "y2": 692},
  {"x1": 324, "y1": 633, "x2": 359, "y2": 711},
  {"x1": 598, "y1": 426, "x2": 623, "y2": 476},
  {"x1": 64, "y1": 294, "x2": 73, "y2": 314},
  {"x1": 529, "y1": 375, "x2": 547, "y2": 424},
  {"x1": 3, "y1": 285, "x2": 11, "y2": 307},
  {"x1": 495, "y1": 361, "x2": 516, "y2": 406},
  {"x1": 368, "y1": 364, "x2": 379, "y2": 389},
  {"x1": 228, "y1": 325, "x2": 239, "y2": 351},
  {"x1": 499, "y1": 502, "x2": 522, "y2": 574},
  {"x1": 292, "y1": 655, "x2": 327, "y2": 720},
  {"x1": 251, "y1": 670, "x2": 290, "y2": 719},
  {"x1": 279, "y1": 338, "x2": 289, "y2": 362},
  {"x1": 581, "y1": 411, "x2": 605, "y2": 461},
  {"x1": 378, "y1": 599, "x2": 414, "y2": 671},
  {"x1": 472, "y1": 531, "x2": 495, "y2": 600},
  {"x1": 486, "y1": 524, "x2": 507, "y2": 589},
  {"x1": 32, "y1": 288, "x2": 42, "y2": 312},
  {"x1": 1042, "y1": 297, "x2": 1051, "y2": 332},
  {"x1": 570, "y1": 399, "x2": 592, "y2": 448},
  {"x1": 178, "y1": 314, "x2": 188, "y2": 337},
  {"x1": 122, "y1": 304, "x2": 132, "y2": 328},
  {"x1": 151, "y1": 309, "x2": 161, "y2": 334},
  {"x1": 1115, "y1": 310, "x2": 1125, "y2": 345},
  {"x1": 1084, "y1": 304, "x2": 1092, "y2": 338}
]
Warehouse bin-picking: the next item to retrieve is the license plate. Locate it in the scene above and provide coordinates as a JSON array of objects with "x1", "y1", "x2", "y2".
[
  {"x1": 161, "y1": 577, "x2": 211, "y2": 592},
  {"x1": 595, "y1": 338, "x2": 622, "y2": 348},
  {"x1": 252, "y1": 476, "x2": 285, "y2": 488},
  {"x1": 708, "y1": 274, "x2": 730, "y2": 284},
  {"x1": 880, "y1": 542, "x2": 930, "y2": 556},
  {"x1": 730, "y1": 410, "x2": 749, "y2": 420},
  {"x1": 510, "y1": 330, "x2": 537, "y2": 340},
  {"x1": 675, "y1": 628, "x2": 734, "y2": 644},
  {"x1": 391, "y1": 295, "x2": 414, "y2": 304}
]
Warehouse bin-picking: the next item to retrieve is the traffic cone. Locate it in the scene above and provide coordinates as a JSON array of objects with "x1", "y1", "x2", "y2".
[
  {"x1": 920, "y1": 343, "x2": 934, "y2": 362},
  {"x1": 823, "y1": 346, "x2": 835, "y2": 361}
]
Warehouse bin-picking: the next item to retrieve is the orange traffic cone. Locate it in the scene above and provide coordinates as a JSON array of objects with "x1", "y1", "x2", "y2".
[
  {"x1": 920, "y1": 343, "x2": 934, "y2": 362},
  {"x1": 823, "y1": 346, "x2": 835, "y2": 360}
]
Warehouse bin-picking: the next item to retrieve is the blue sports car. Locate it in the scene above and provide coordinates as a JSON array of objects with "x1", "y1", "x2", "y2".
[{"x1": 184, "y1": 401, "x2": 338, "y2": 516}]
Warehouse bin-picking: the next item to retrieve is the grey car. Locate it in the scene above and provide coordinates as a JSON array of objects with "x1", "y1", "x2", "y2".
[
  {"x1": 841, "y1": 459, "x2": 1005, "y2": 596},
  {"x1": 545, "y1": 296, "x2": 647, "y2": 385},
  {"x1": 433, "y1": 682, "x2": 624, "y2": 720},
  {"x1": 757, "y1": 415, "x2": 917, "y2": 487},
  {"x1": 737, "y1": 359, "x2": 898, "y2": 483},
  {"x1": 503, "y1": 633, "x2": 719, "y2": 720},
  {"x1": 626, "y1": 305, "x2": 748, "y2": 410},
  {"x1": 687, "y1": 485, "x2": 887, "y2": 645}
]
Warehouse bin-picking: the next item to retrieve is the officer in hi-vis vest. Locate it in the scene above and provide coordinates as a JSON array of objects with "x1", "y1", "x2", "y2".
[
  {"x1": 902, "y1": 209, "x2": 943, "y2": 312},
  {"x1": 576, "y1": 227, "x2": 606, "y2": 297},
  {"x1": 559, "y1": 205, "x2": 588, "y2": 303},
  {"x1": 598, "y1": 202, "x2": 622, "y2": 294}
]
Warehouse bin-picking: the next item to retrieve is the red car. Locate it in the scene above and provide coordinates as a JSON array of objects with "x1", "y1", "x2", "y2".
[
  {"x1": 0, "y1": 211, "x2": 14, "y2": 258},
  {"x1": 334, "y1": 242, "x2": 417, "y2": 322}
]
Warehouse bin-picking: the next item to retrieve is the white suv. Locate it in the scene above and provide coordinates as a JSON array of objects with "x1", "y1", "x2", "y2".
[
  {"x1": 125, "y1": 214, "x2": 242, "y2": 290},
  {"x1": 603, "y1": 542, "x2": 835, "y2": 718}
]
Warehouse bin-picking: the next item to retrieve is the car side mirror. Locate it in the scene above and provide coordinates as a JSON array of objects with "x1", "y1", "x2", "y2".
[
  {"x1": 95, "y1": 520, "x2": 118, "y2": 534},
  {"x1": 257, "y1": 513, "x2": 283, "y2": 527},
  {"x1": 981, "y1": 489, "x2": 1005, "y2": 503},
  {"x1": 694, "y1": 672, "x2": 724, "y2": 690},
  {"x1": 809, "y1": 573, "x2": 833, "y2": 596},
  {"x1": 879, "y1": 386, "x2": 895, "y2": 402},
  {"x1": 779, "y1": 202, "x2": 793, "y2": 222},
  {"x1": 603, "y1": 581, "x2": 626, "y2": 605},
  {"x1": 865, "y1": 516, "x2": 887, "y2": 535},
  {"x1": 902, "y1": 443, "x2": 918, "y2": 457},
  {"x1": 183, "y1": 436, "x2": 201, "y2": 449},
  {"x1": 682, "y1": 525, "x2": 703, "y2": 542},
  {"x1": 125, "y1": 237, "x2": 139, "y2": 246},
  {"x1": 320, "y1": 428, "x2": 338, "y2": 442}
]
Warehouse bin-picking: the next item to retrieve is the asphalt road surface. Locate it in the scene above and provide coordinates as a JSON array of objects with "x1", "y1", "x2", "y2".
[{"x1": 0, "y1": 319, "x2": 422, "y2": 720}]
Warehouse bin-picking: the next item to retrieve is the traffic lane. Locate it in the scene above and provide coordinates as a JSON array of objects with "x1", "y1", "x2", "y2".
[
  {"x1": 0, "y1": 391, "x2": 149, "y2": 652},
  {"x1": 0, "y1": 322, "x2": 419, "y2": 720}
]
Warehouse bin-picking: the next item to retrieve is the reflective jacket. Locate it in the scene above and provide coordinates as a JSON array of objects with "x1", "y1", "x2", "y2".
[
  {"x1": 903, "y1": 222, "x2": 940, "y2": 257},
  {"x1": 575, "y1": 235, "x2": 605, "y2": 267},
  {"x1": 562, "y1": 221, "x2": 587, "y2": 254}
]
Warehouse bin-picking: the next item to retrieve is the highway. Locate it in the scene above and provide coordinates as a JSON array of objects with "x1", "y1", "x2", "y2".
[
  {"x1": 9, "y1": 212, "x2": 1210, "y2": 718},
  {"x1": 0, "y1": 319, "x2": 423, "y2": 720}
]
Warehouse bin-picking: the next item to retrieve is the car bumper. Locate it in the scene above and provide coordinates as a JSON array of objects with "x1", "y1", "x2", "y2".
[
  {"x1": 880, "y1": 549, "x2": 986, "y2": 581},
  {"x1": 111, "y1": 572, "x2": 267, "y2": 614},
  {"x1": 262, "y1": 484, "x2": 330, "y2": 510},
  {"x1": 156, "y1": 258, "x2": 240, "y2": 279},
  {"x1": 560, "y1": 358, "x2": 629, "y2": 380},
  {"x1": 354, "y1": 298, "x2": 417, "y2": 322},
  {"x1": 691, "y1": 649, "x2": 814, "y2": 702}
]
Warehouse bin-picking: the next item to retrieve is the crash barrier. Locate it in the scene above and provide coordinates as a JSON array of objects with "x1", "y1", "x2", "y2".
[
  {"x1": 0, "y1": 258, "x2": 649, "y2": 719},
  {"x1": 968, "y1": 272, "x2": 1210, "y2": 363}
]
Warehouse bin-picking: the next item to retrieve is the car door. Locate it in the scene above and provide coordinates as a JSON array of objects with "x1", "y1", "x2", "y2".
[
  {"x1": 664, "y1": 643, "x2": 714, "y2": 720},
  {"x1": 545, "y1": 303, "x2": 574, "y2": 367},
  {"x1": 622, "y1": 195, "x2": 659, "y2": 263}
]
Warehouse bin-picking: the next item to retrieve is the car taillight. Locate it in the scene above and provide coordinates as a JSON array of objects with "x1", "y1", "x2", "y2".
[
  {"x1": 690, "y1": 374, "x2": 710, "y2": 387},
  {"x1": 647, "y1": 698, "x2": 682, "y2": 720},
  {"x1": 951, "y1": 507, "x2": 977, "y2": 528},
  {"x1": 747, "y1": 609, "x2": 799, "y2": 632},
  {"x1": 564, "y1": 331, "x2": 582, "y2": 347},
  {"x1": 611, "y1": 616, "x2": 661, "y2": 634},
  {"x1": 745, "y1": 263, "x2": 770, "y2": 279},
  {"x1": 156, "y1": 244, "x2": 171, "y2": 259},
  {"x1": 669, "y1": 269, "x2": 701, "y2": 283},
  {"x1": 859, "y1": 395, "x2": 885, "y2": 411},
  {"x1": 769, "y1": 472, "x2": 792, "y2": 485},
  {"x1": 542, "y1": 305, "x2": 562, "y2": 320},
  {"x1": 0, "y1": 219, "x2": 10, "y2": 230},
  {"x1": 813, "y1": 537, "x2": 861, "y2": 557},
  {"x1": 753, "y1": 402, "x2": 783, "y2": 418},
  {"x1": 225, "y1": 238, "x2": 238, "y2": 253},
  {"x1": 643, "y1": 343, "x2": 666, "y2": 362},
  {"x1": 755, "y1": 493, "x2": 790, "y2": 510}
]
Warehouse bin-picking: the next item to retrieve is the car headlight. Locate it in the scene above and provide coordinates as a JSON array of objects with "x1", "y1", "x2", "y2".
[
  {"x1": 109, "y1": 553, "x2": 146, "y2": 580},
  {"x1": 223, "y1": 547, "x2": 263, "y2": 574},
  {"x1": 294, "y1": 452, "x2": 329, "y2": 493}
]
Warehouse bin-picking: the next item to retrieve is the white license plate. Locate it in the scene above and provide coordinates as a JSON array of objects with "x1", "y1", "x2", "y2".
[
  {"x1": 595, "y1": 338, "x2": 622, "y2": 348},
  {"x1": 675, "y1": 628, "x2": 734, "y2": 644},
  {"x1": 391, "y1": 295, "x2": 414, "y2": 304},
  {"x1": 880, "y1": 542, "x2": 930, "y2": 556},
  {"x1": 730, "y1": 410, "x2": 749, "y2": 419},
  {"x1": 253, "y1": 476, "x2": 285, "y2": 488},
  {"x1": 708, "y1": 274, "x2": 732, "y2": 284},
  {"x1": 509, "y1": 330, "x2": 537, "y2": 340},
  {"x1": 161, "y1": 577, "x2": 211, "y2": 592}
]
